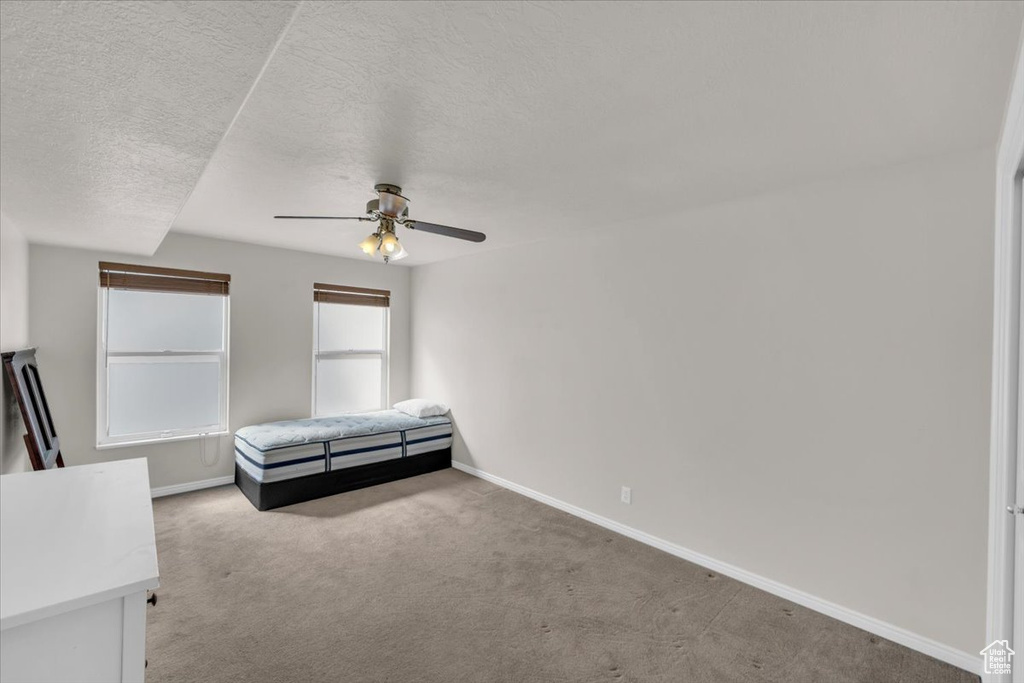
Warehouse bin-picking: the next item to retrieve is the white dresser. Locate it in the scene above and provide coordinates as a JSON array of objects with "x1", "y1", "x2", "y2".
[{"x1": 0, "y1": 459, "x2": 160, "y2": 683}]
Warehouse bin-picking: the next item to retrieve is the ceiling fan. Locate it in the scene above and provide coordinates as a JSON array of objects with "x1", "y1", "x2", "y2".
[{"x1": 275, "y1": 184, "x2": 486, "y2": 263}]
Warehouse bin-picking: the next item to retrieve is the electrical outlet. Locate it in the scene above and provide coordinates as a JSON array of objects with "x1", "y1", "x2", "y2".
[{"x1": 621, "y1": 486, "x2": 631, "y2": 504}]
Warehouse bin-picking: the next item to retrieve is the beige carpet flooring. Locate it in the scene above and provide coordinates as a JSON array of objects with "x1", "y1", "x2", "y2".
[{"x1": 148, "y1": 468, "x2": 977, "y2": 683}]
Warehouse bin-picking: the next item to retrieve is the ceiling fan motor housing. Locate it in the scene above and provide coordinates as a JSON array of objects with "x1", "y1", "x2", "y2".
[
  {"x1": 365, "y1": 198, "x2": 409, "y2": 218},
  {"x1": 374, "y1": 183, "x2": 403, "y2": 195},
  {"x1": 374, "y1": 184, "x2": 409, "y2": 218}
]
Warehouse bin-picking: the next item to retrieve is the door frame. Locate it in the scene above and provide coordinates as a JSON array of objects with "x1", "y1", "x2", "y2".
[{"x1": 988, "y1": 29, "x2": 1024, "y2": 682}]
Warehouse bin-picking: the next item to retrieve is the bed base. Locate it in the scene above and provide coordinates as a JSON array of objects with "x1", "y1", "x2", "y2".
[{"x1": 235, "y1": 447, "x2": 451, "y2": 511}]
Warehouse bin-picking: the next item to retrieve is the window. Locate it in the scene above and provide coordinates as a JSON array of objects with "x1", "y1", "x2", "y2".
[
  {"x1": 97, "y1": 262, "x2": 229, "y2": 447},
  {"x1": 312, "y1": 283, "x2": 389, "y2": 416}
]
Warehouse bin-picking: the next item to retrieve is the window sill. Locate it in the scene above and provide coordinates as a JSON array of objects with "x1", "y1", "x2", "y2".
[{"x1": 96, "y1": 430, "x2": 229, "y2": 450}]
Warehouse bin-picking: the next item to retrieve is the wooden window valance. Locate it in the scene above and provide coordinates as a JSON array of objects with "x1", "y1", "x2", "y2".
[
  {"x1": 313, "y1": 282, "x2": 390, "y2": 307},
  {"x1": 99, "y1": 262, "x2": 230, "y2": 296}
]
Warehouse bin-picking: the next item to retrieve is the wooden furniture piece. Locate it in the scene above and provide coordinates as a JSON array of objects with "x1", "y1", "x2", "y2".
[
  {"x1": 0, "y1": 459, "x2": 159, "y2": 682},
  {"x1": 1, "y1": 348, "x2": 64, "y2": 470}
]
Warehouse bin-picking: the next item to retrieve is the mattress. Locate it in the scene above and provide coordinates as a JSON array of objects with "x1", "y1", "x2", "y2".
[{"x1": 235, "y1": 410, "x2": 452, "y2": 484}]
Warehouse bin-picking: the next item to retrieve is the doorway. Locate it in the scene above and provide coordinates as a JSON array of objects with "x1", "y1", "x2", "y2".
[{"x1": 988, "y1": 48, "x2": 1024, "y2": 683}]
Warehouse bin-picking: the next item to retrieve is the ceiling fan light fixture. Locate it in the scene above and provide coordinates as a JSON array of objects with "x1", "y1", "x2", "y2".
[
  {"x1": 380, "y1": 230, "x2": 401, "y2": 254},
  {"x1": 276, "y1": 182, "x2": 484, "y2": 264},
  {"x1": 358, "y1": 232, "x2": 380, "y2": 256}
]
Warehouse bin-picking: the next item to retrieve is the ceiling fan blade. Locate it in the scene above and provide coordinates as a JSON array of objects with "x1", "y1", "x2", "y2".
[
  {"x1": 405, "y1": 220, "x2": 486, "y2": 243},
  {"x1": 273, "y1": 215, "x2": 373, "y2": 221}
]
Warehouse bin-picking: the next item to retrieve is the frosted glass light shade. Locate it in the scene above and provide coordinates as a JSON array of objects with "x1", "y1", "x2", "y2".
[
  {"x1": 377, "y1": 190, "x2": 408, "y2": 218},
  {"x1": 358, "y1": 233, "x2": 379, "y2": 255},
  {"x1": 380, "y1": 231, "x2": 400, "y2": 254}
]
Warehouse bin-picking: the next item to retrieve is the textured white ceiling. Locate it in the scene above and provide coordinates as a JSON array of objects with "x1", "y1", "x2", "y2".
[
  {"x1": 0, "y1": 1, "x2": 297, "y2": 253},
  {"x1": 2, "y1": 2, "x2": 1022, "y2": 264},
  {"x1": 171, "y1": 1, "x2": 1024, "y2": 265}
]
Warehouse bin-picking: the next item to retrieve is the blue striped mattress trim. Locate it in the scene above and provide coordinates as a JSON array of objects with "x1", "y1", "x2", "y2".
[
  {"x1": 406, "y1": 433, "x2": 451, "y2": 446},
  {"x1": 235, "y1": 447, "x2": 324, "y2": 470},
  {"x1": 329, "y1": 441, "x2": 402, "y2": 459}
]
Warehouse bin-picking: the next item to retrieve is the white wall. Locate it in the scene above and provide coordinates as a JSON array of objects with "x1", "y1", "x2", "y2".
[
  {"x1": 411, "y1": 147, "x2": 994, "y2": 657},
  {"x1": 29, "y1": 233, "x2": 412, "y2": 489},
  {"x1": 1, "y1": 212, "x2": 31, "y2": 474}
]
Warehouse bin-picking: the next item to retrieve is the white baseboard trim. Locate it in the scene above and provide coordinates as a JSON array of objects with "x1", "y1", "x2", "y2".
[
  {"x1": 451, "y1": 460, "x2": 981, "y2": 676},
  {"x1": 151, "y1": 475, "x2": 234, "y2": 499}
]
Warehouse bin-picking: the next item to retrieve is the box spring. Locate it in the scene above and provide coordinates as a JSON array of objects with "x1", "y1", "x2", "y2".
[{"x1": 235, "y1": 447, "x2": 451, "y2": 511}]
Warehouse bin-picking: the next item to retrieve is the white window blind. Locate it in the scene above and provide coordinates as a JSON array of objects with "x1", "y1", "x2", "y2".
[
  {"x1": 97, "y1": 262, "x2": 230, "y2": 447},
  {"x1": 313, "y1": 283, "x2": 389, "y2": 416}
]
